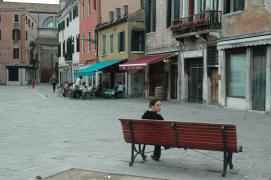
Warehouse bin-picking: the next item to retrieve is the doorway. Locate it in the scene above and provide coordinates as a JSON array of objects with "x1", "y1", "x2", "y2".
[{"x1": 186, "y1": 58, "x2": 203, "y2": 103}]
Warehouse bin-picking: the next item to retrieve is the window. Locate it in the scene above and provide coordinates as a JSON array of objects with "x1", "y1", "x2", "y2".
[
  {"x1": 76, "y1": 34, "x2": 80, "y2": 52},
  {"x1": 93, "y1": 0, "x2": 96, "y2": 10},
  {"x1": 9, "y1": 68, "x2": 19, "y2": 81},
  {"x1": 227, "y1": 51, "x2": 246, "y2": 97},
  {"x1": 25, "y1": 16, "x2": 27, "y2": 24},
  {"x1": 12, "y1": 29, "x2": 20, "y2": 41},
  {"x1": 58, "y1": 43, "x2": 61, "y2": 57},
  {"x1": 0, "y1": 30, "x2": 1, "y2": 40},
  {"x1": 32, "y1": 22, "x2": 34, "y2": 28},
  {"x1": 28, "y1": 19, "x2": 30, "y2": 27},
  {"x1": 88, "y1": 0, "x2": 91, "y2": 15},
  {"x1": 58, "y1": 21, "x2": 65, "y2": 32},
  {"x1": 94, "y1": 32, "x2": 97, "y2": 50},
  {"x1": 13, "y1": 48, "x2": 19, "y2": 59},
  {"x1": 110, "y1": 34, "x2": 114, "y2": 54},
  {"x1": 66, "y1": 18, "x2": 69, "y2": 27},
  {"x1": 174, "y1": 0, "x2": 180, "y2": 20},
  {"x1": 131, "y1": 30, "x2": 144, "y2": 51},
  {"x1": 26, "y1": 31, "x2": 28, "y2": 40},
  {"x1": 118, "y1": 31, "x2": 125, "y2": 52},
  {"x1": 82, "y1": 1, "x2": 85, "y2": 18},
  {"x1": 14, "y1": 14, "x2": 19, "y2": 23},
  {"x1": 82, "y1": 33, "x2": 85, "y2": 53},
  {"x1": 145, "y1": 0, "x2": 156, "y2": 33},
  {"x1": 42, "y1": 16, "x2": 56, "y2": 28},
  {"x1": 166, "y1": 0, "x2": 180, "y2": 28},
  {"x1": 88, "y1": 32, "x2": 91, "y2": 52},
  {"x1": 141, "y1": 0, "x2": 145, "y2": 8},
  {"x1": 102, "y1": 35, "x2": 106, "y2": 55},
  {"x1": 63, "y1": 40, "x2": 65, "y2": 55},
  {"x1": 73, "y1": 4, "x2": 79, "y2": 19},
  {"x1": 224, "y1": 0, "x2": 244, "y2": 14}
]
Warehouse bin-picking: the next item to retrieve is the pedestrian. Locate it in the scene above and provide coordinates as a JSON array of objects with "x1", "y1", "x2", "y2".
[
  {"x1": 49, "y1": 73, "x2": 58, "y2": 93},
  {"x1": 141, "y1": 99, "x2": 164, "y2": 161},
  {"x1": 75, "y1": 76, "x2": 83, "y2": 89}
]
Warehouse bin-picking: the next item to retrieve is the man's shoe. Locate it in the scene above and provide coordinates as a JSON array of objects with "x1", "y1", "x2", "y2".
[{"x1": 151, "y1": 155, "x2": 159, "y2": 161}]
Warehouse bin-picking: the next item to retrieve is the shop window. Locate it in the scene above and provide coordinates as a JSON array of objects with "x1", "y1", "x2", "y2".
[
  {"x1": 9, "y1": 68, "x2": 19, "y2": 81},
  {"x1": 227, "y1": 51, "x2": 246, "y2": 97}
]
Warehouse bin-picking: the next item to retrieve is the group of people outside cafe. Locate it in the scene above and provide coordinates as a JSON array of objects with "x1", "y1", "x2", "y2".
[{"x1": 49, "y1": 73, "x2": 124, "y2": 99}]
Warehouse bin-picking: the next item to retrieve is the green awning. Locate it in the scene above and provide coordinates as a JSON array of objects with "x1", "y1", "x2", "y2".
[{"x1": 75, "y1": 60, "x2": 120, "y2": 77}]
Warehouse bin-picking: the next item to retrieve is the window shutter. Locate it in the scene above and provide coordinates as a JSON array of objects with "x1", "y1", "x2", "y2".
[
  {"x1": 123, "y1": 31, "x2": 125, "y2": 51},
  {"x1": 152, "y1": 0, "x2": 156, "y2": 32},
  {"x1": 145, "y1": 0, "x2": 150, "y2": 33},
  {"x1": 17, "y1": 30, "x2": 20, "y2": 40},
  {"x1": 131, "y1": 31, "x2": 135, "y2": 51},
  {"x1": 12, "y1": 30, "x2": 15, "y2": 40},
  {"x1": 166, "y1": 0, "x2": 172, "y2": 28},
  {"x1": 174, "y1": 0, "x2": 180, "y2": 20}
]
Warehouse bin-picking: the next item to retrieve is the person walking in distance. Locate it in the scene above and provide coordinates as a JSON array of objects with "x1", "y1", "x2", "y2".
[
  {"x1": 142, "y1": 99, "x2": 164, "y2": 161},
  {"x1": 49, "y1": 73, "x2": 58, "y2": 93}
]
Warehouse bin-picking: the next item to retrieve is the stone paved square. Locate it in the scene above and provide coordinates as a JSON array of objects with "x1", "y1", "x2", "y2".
[{"x1": 0, "y1": 85, "x2": 271, "y2": 180}]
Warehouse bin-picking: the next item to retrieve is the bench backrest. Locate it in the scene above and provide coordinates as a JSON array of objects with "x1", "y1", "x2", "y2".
[{"x1": 119, "y1": 118, "x2": 240, "y2": 153}]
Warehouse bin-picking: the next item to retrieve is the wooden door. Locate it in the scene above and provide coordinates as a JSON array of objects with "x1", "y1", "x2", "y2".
[{"x1": 211, "y1": 68, "x2": 218, "y2": 104}]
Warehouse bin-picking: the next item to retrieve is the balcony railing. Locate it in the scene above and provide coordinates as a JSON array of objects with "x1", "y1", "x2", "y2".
[{"x1": 171, "y1": 11, "x2": 222, "y2": 34}]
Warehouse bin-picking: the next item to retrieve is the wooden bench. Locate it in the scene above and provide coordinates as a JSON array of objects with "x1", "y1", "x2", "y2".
[{"x1": 119, "y1": 118, "x2": 243, "y2": 177}]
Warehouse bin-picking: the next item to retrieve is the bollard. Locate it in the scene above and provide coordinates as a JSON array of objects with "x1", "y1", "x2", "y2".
[{"x1": 32, "y1": 79, "x2": 36, "y2": 89}]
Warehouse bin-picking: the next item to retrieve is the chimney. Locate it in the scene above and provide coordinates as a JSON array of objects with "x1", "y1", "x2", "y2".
[
  {"x1": 123, "y1": 5, "x2": 128, "y2": 17},
  {"x1": 115, "y1": 8, "x2": 121, "y2": 19},
  {"x1": 109, "y1": 11, "x2": 114, "y2": 22}
]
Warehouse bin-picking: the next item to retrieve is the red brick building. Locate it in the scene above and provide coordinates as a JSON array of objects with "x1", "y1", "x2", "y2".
[
  {"x1": 0, "y1": 7, "x2": 38, "y2": 85},
  {"x1": 79, "y1": 0, "x2": 100, "y2": 65}
]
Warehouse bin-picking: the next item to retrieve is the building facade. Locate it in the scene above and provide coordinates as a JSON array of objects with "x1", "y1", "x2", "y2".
[
  {"x1": 58, "y1": 0, "x2": 80, "y2": 83},
  {"x1": 79, "y1": 0, "x2": 100, "y2": 65},
  {"x1": 96, "y1": 8, "x2": 145, "y2": 97},
  {"x1": 0, "y1": 1, "x2": 58, "y2": 85},
  {"x1": 0, "y1": 7, "x2": 38, "y2": 85},
  {"x1": 169, "y1": 0, "x2": 271, "y2": 112},
  {"x1": 144, "y1": 0, "x2": 180, "y2": 100},
  {"x1": 217, "y1": 0, "x2": 271, "y2": 112}
]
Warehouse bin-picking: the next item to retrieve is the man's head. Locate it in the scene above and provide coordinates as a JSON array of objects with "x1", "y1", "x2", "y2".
[{"x1": 79, "y1": 76, "x2": 83, "y2": 79}]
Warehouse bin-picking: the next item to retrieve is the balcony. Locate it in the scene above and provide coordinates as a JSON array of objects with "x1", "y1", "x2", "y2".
[{"x1": 171, "y1": 11, "x2": 222, "y2": 35}]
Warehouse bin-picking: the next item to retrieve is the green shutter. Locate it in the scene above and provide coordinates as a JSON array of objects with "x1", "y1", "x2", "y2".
[
  {"x1": 166, "y1": 0, "x2": 172, "y2": 28},
  {"x1": 174, "y1": 0, "x2": 180, "y2": 20},
  {"x1": 145, "y1": 0, "x2": 150, "y2": 33},
  {"x1": 152, "y1": 0, "x2": 156, "y2": 32}
]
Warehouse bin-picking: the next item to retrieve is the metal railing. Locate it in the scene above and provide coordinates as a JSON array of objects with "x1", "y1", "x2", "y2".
[{"x1": 171, "y1": 11, "x2": 222, "y2": 34}]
